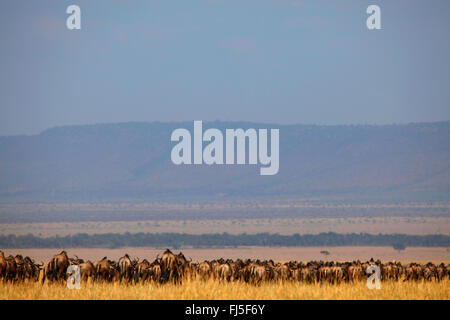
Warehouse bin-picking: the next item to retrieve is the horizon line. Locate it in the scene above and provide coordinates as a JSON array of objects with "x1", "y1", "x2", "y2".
[{"x1": 1, "y1": 119, "x2": 449, "y2": 138}]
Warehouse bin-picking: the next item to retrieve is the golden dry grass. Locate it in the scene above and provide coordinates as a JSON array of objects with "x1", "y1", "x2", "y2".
[{"x1": 1, "y1": 278, "x2": 449, "y2": 300}]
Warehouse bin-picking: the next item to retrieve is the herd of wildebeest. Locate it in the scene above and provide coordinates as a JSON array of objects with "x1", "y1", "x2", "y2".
[{"x1": 1, "y1": 249, "x2": 449, "y2": 285}]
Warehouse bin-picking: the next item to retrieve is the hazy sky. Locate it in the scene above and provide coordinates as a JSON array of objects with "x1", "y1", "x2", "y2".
[{"x1": 0, "y1": 0, "x2": 449, "y2": 135}]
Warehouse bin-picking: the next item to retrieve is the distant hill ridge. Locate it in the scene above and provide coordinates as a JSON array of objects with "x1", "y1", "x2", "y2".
[{"x1": 0, "y1": 121, "x2": 449, "y2": 201}]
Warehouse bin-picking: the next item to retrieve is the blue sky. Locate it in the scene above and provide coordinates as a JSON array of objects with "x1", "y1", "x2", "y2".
[{"x1": 0, "y1": 0, "x2": 449, "y2": 135}]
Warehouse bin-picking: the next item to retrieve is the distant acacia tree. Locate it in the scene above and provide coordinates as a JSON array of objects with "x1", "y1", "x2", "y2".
[
  {"x1": 320, "y1": 250, "x2": 330, "y2": 256},
  {"x1": 392, "y1": 243, "x2": 406, "y2": 251}
]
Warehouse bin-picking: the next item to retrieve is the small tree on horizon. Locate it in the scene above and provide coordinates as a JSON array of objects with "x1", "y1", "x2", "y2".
[
  {"x1": 320, "y1": 250, "x2": 330, "y2": 256},
  {"x1": 392, "y1": 243, "x2": 406, "y2": 251}
]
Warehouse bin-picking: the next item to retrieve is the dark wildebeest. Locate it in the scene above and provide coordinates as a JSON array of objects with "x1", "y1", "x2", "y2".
[
  {"x1": 176, "y1": 252, "x2": 191, "y2": 280},
  {"x1": 346, "y1": 261, "x2": 364, "y2": 282},
  {"x1": 3, "y1": 254, "x2": 18, "y2": 283},
  {"x1": 242, "y1": 262, "x2": 267, "y2": 284},
  {"x1": 42, "y1": 261, "x2": 53, "y2": 283},
  {"x1": 134, "y1": 259, "x2": 151, "y2": 284},
  {"x1": 22, "y1": 256, "x2": 41, "y2": 282},
  {"x1": 216, "y1": 262, "x2": 233, "y2": 282},
  {"x1": 436, "y1": 263, "x2": 447, "y2": 282},
  {"x1": 78, "y1": 261, "x2": 96, "y2": 283},
  {"x1": 160, "y1": 249, "x2": 179, "y2": 283},
  {"x1": 274, "y1": 263, "x2": 291, "y2": 282},
  {"x1": 49, "y1": 250, "x2": 70, "y2": 282},
  {"x1": 69, "y1": 255, "x2": 84, "y2": 265},
  {"x1": 0, "y1": 251, "x2": 17, "y2": 282},
  {"x1": 0, "y1": 251, "x2": 7, "y2": 281},
  {"x1": 198, "y1": 261, "x2": 212, "y2": 280},
  {"x1": 94, "y1": 257, "x2": 115, "y2": 282},
  {"x1": 149, "y1": 260, "x2": 162, "y2": 283},
  {"x1": 404, "y1": 263, "x2": 424, "y2": 281},
  {"x1": 14, "y1": 255, "x2": 25, "y2": 281},
  {"x1": 118, "y1": 254, "x2": 135, "y2": 284}
]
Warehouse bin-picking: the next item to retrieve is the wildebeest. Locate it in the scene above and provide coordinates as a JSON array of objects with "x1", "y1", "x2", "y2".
[
  {"x1": 118, "y1": 254, "x2": 137, "y2": 284},
  {"x1": 241, "y1": 262, "x2": 267, "y2": 284},
  {"x1": 274, "y1": 263, "x2": 292, "y2": 282},
  {"x1": 404, "y1": 263, "x2": 424, "y2": 281},
  {"x1": 134, "y1": 259, "x2": 150, "y2": 284},
  {"x1": 0, "y1": 251, "x2": 18, "y2": 282},
  {"x1": 78, "y1": 261, "x2": 96, "y2": 283},
  {"x1": 49, "y1": 250, "x2": 70, "y2": 282},
  {"x1": 14, "y1": 255, "x2": 25, "y2": 281},
  {"x1": 299, "y1": 264, "x2": 318, "y2": 284},
  {"x1": 176, "y1": 252, "x2": 191, "y2": 279},
  {"x1": 94, "y1": 257, "x2": 116, "y2": 282},
  {"x1": 22, "y1": 256, "x2": 41, "y2": 282},
  {"x1": 149, "y1": 260, "x2": 162, "y2": 283},
  {"x1": 216, "y1": 262, "x2": 233, "y2": 282},
  {"x1": 346, "y1": 261, "x2": 364, "y2": 282},
  {"x1": 133, "y1": 258, "x2": 161, "y2": 284},
  {"x1": 2, "y1": 250, "x2": 449, "y2": 287},
  {"x1": 436, "y1": 263, "x2": 447, "y2": 282},
  {"x1": 0, "y1": 250, "x2": 8, "y2": 281},
  {"x1": 198, "y1": 261, "x2": 212, "y2": 280},
  {"x1": 160, "y1": 249, "x2": 180, "y2": 283}
]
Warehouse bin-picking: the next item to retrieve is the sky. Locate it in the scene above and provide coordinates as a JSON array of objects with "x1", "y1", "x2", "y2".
[{"x1": 0, "y1": 0, "x2": 449, "y2": 136}]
